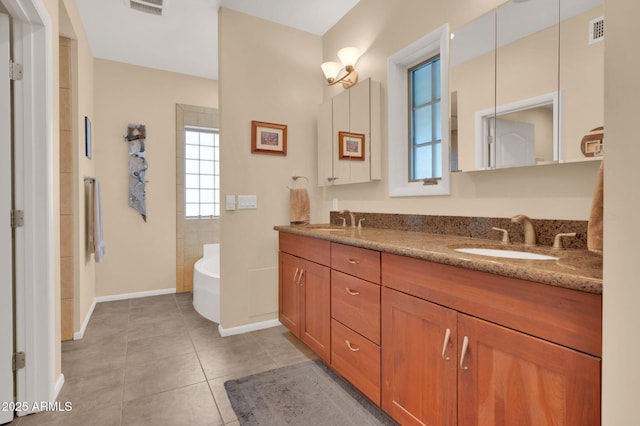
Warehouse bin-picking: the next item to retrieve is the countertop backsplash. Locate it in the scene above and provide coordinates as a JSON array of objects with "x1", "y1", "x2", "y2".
[{"x1": 329, "y1": 211, "x2": 589, "y2": 250}]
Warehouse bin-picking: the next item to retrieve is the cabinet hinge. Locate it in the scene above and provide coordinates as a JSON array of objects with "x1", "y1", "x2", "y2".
[
  {"x1": 12, "y1": 352, "x2": 25, "y2": 372},
  {"x1": 11, "y1": 210, "x2": 24, "y2": 228},
  {"x1": 10, "y1": 61, "x2": 23, "y2": 81}
]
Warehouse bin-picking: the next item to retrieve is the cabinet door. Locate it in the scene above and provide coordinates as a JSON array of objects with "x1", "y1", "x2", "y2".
[
  {"x1": 458, "y1": 314, "x2": 601, "y2": 426},
  {"x1": 300, "y1": 258, "x2": 331, "y2": 363},
  {"x1": 347, "y1": 79, "x2": 372, "y2": 184},
  {"x1": 382, "y1": 287, "x2": 458, "y2": 426},
  {"x1": 332, "y1": 89, "x2": 351, "y2": 184},
  {"x1": 317, "y1": 100, "x2": 334, "y2": 186},
  {"x1": 278, "y1": 252, "x2": 300, "y2": 336}
]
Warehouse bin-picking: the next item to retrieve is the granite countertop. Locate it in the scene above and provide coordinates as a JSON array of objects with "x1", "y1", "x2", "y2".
[{"x1": 274, "y1": 224, "x2": 603, "y2": 295}]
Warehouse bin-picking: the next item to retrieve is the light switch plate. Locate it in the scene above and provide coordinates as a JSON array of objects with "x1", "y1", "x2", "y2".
[
  {"x1": 237, "y1": 195, "x2": 257, "y2": 209},
  {"x1": 225, "y1": 195, "x2": 236, "y2": 210}
]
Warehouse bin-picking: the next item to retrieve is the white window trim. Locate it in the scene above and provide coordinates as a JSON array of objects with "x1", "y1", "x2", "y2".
[{"x1": 388, "y1": 24, "x2": 450, "y2": 197}]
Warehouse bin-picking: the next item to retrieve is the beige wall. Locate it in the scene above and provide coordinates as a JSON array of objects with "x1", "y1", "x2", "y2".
[
  {"x1": 218, "y1": 8, "x2": 322, "y2": 329},
  {"x1": 94, "y1": 59, "x2": 218, "y2": 297},
  {"x1": 602, "y1": 0, "x2": 640, "y2": 423}
]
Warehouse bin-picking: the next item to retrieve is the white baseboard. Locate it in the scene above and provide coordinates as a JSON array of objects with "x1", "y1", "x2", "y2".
[
  {"x1": 54, "y1": 374, "x2": 64, "y2": 400},
  {"x1": 73, "y1": 299, "x2": 96, "y2": 340},
  {"x1": 95, "y1": 287, "x2": 176, "y2": 303},
  {"x1": 218, "y1": 319, "x2": 282, "y2": 337}
]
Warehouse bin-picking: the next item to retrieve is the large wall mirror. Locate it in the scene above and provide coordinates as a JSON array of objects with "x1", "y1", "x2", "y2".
[{"x1": 450, "y1": 0, "x2": 604, "y2": 172}]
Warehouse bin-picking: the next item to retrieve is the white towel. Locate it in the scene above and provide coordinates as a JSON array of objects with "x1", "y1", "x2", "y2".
[{"x1": 92, "y1": 179, "x2": 106, "y2": 262}]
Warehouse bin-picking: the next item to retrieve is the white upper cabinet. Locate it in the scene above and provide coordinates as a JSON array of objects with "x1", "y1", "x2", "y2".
[{"x1": 318, "y1": 78, "x2": 381, "y2": 186}]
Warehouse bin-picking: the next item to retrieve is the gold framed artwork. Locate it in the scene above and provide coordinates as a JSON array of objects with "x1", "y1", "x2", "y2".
[
  {"x1": 251, "y1": 120, "x2": 287, "y2": 156},
  {"x1": 338, "y1": 131, "x2": 365, "y2": 161}
]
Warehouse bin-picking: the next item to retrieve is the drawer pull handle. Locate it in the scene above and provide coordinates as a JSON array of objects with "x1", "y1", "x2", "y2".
[
  {"x1": 441, "y1": 328, "x2": 451, "y2": 361},
  {"x1": 345, "y1": 258, "x2": 360, "y2": 265},
  {"x1": 459, "y1": 336, "x2": 469, "y2": 370},
  {"x1": 345, "y1": 340, "x2": 360, "y2": 352},
  {"x1": 345, "y1": 288, "x2": 360, "y2": 296}
]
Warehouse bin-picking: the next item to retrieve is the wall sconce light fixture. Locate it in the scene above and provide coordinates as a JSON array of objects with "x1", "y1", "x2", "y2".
[{"x1": 321, "y1": 47, "x2": 360, "y2": 89}]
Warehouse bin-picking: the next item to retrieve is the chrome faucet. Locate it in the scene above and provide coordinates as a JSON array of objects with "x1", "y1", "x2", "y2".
[
  {"x1": 511, "y1": 214, "x2": 537, "y2": 246},
  {"x1": 339, "y1": 209, "x2": 356, "y2": 228}
]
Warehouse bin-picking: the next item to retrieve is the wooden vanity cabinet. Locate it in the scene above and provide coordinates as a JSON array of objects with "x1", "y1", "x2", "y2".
[
  {"x1": 278, "y1": 233, "x2": 331, "y2": 363},
  {"x1": 278, "y1": 232, "x2": 602, "y2": 424},
  {"x1": 381, "y1": 253, "x2": 602, "y2": 426}
]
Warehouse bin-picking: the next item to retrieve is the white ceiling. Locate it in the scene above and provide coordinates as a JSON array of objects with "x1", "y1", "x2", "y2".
[{"x1": 75, "y1": 0, "x2": 360, "y2": 80}]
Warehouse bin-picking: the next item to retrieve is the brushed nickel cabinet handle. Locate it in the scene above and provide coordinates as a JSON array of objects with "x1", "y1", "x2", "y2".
[
  {"x1": 293, "y1": 268, "x2": 300, "y2": 284},
  {"x1": 345, "y1": 288, "x2": 360, "y2": 296},
  {"x1": 345, "y1": 340, "x2": 360, "y2": 352},
  {"x1": 459, "y1": 335, "x2": 469, "y2": 370},
  {"x1": 346, "y1": 258, "x2": 360, "y2": 265},
  {"x1": 298, "y1": 269, "x2": 305, "y2": 286},
  {"x1": 441, "y1": 328, "x2": 452, "y2": 361}
]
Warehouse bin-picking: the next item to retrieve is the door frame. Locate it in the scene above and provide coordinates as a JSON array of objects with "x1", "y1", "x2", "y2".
[
  {"x1": 0, "y1": 10, "x2": 14, "y2": 425},
  {"x1": 474, "y1": 91, "x2": 560, "y2": 169},
  {"x1": 1, "y1": 0, "x2": 57, "y2": 414}
]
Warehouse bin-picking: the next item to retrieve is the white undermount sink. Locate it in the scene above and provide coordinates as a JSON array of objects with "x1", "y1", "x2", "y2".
[{"x1": 454, "y1": 247, "x2": 559, "y2": 261}]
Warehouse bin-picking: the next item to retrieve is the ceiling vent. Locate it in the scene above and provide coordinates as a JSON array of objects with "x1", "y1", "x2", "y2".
[
  {"x1": 589, "y1": 16, "x2": 604, "y2": 44},
  {"x1": 124, "y1": 0, "x2": 164, "y2": 16}
]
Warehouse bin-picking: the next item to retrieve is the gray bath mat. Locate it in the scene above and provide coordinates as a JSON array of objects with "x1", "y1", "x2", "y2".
[{"x1": 224, "y1": 360, "x2": 397, "y2": 425}]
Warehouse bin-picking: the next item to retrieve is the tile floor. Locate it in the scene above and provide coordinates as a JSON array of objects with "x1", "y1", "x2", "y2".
[{"x1": 8, "y1": 293, "x2": 316, "y2": 426}]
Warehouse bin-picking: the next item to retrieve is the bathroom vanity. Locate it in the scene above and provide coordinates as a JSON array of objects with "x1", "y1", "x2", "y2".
[{"x1": 275, "y1": 222, "x2": 602, "y2": 425}]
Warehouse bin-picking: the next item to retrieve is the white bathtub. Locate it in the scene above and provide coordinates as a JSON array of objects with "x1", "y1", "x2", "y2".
[{"x1": 193, "y1": 243, "x2": 220, "y2": 323}]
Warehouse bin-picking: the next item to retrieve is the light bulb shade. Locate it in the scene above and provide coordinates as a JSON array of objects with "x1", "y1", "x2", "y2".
[
  {"x1": 321, "y1": 61, "x2": 342, "y2": 80},
  {"x1": 337, "y1": 47, "x2": 359, "y2": 67}
]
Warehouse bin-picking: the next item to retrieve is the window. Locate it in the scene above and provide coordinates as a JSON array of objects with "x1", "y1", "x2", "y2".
[
  {"x1": 409, "y1": 56, "x2": 441, "y2": 181},
  {"x1": 184, "y1": 127, "x2": 219, "y2": 217},
  {"x1": 387, "y1": 24, "x2": 450, "y2": 196}
]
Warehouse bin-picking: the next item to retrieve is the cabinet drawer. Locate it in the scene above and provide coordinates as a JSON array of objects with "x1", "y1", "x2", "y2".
[
  {"x1": 331, "y1": 270, "x2": 380, "y2": 344},
  {"x1": 331, "y1": 243, "x2": 380, "y2": 283},
  {"x1": 331, "y1": 319, "x2": 381, "y2": 406},
  {"x1": 381, "y1": 252, "x2": 602, "y2": 357},
  {"x1": 279, "y1": 232, "x2": 330, "y2": 266}
]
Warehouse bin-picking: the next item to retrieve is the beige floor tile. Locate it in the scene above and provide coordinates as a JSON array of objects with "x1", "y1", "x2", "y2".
[
  {"x1": 121, "y1": 382, "x2": 221, "y2": 426},
  {"x1": 198, "y1": 342, "x2": 279, "y2": 381},
  {"x1": 125, "y1": 315, "x2": 186, "y2": 342},
  {"x1": 25, "y1": 293, "x2": 315, "y2": 426},
  {"x1": 14, "y1": 403, "x2": 121, "y2": 426},
  {"x1": 57, "y1": 369, "x2": 124, "y2": 412},
  {"x1": 93, "y1": 300, "x2": 131, "y2": 315},
  {"x1": 123, "y1": 351, "x2": 206, "y2": 402},
  {"x1": 125, "y1": 331, "x2": 195, "y2": 364}
]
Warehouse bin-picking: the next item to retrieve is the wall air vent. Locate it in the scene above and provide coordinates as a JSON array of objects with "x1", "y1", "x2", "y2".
[
  {"x1": 589, "y1": 16, "x2": 604, "y2": 44},
  {"x1": 124, "y1": 0, "x2": 164, "y2": 16}
]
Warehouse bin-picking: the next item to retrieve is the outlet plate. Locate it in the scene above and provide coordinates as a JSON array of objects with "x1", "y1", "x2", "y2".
[{"x1": 237, "y1": 195, "x2": 257, "y2": 209}]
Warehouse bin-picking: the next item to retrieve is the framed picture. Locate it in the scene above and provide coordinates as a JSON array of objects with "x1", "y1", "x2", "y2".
[
  {"x1": 338, "y1": 131, "x2": 365, "y2": 161},
  {"x1": 251, "y1": 120, "x2": 287, "y2": 156},
  {"x1": 84, "y1": 116, "x2": 92, "y2": 159}
]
